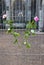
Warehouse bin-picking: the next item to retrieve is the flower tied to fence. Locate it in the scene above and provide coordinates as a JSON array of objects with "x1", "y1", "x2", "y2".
[
  {"x1": 3, "y1": 15, "x2": 39, "y2": 48},
  {"x1": 34, "y1": 16, "x2": 39, "y2": 22},
  {"x1": 3, "y1": 14, "x2": 7, "y2": 19}
]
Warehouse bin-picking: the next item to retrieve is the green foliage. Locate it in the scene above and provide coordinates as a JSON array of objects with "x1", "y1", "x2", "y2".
[
  {"x1": 25, "y1": 30, "x2": 30, "y2": 35},
  {"x1": 12, "y1": 32, "x2": 20, "y2": 37},
  {"x1": 31, "y1": 20, "x2": 37, "y2": 29},
  {"x1": 7, "y1": 20, "x2": 13, "y2": 24},
  {"x1": 23, "y1": 20, "x2": 36, "y2": 48},
  {"x1": 26, "y1": 21, "x2": 36, "y2": 29},
  {"x1": 14, "y1": 39, "x2": 18, "y2": 44},
  {"x1": 26, "y1": 43, "x2": 31, "y2": 48},
  {"x1": 5, "y1": 20, "x2": 36, "y2": 48},
  {"x1": 7, "y1": 28, "x2": 12, "y2": 33},
  {"x1": 6, "y1": 20, "x2": 20, "y2": 44},
  {"x1": 26, "y1": 22, "x2": 32, "y2": 29}
]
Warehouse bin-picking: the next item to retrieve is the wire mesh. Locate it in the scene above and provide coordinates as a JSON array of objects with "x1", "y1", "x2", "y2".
[{"x1": 0, "y1": 0, "x2": 42, "y2": 30}]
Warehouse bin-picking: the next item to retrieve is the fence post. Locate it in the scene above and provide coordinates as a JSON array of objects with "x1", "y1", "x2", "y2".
[
  {"x1": 42, "y1": 0, "x2": 44, "y2": 31},
  {"x1": 25, "y1": 0, "x2": 31, "y2": 21},
  {"x1": 5, "y1": 0, "x2": 10, "y2": 20}
]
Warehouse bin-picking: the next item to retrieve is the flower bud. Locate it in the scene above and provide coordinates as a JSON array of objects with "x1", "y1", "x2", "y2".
[
  {"x1": 3, "y1": 14, "x2": 7, "y2": 19},
  {"x1": 34, "y1": 16, "x2": 39, "y2": 22},
  {"x1": 31, "y1": 29, "x2": 35, "y2": 33}
]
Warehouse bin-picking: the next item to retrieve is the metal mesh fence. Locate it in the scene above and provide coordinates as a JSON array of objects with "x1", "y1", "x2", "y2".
[{"x1": 0, "y1": 0, "x2": 42, "y2": 30}]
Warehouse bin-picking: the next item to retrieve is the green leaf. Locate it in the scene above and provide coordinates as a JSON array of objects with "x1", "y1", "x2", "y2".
[
  {"x1": 7, "y1": 20, "x2": 13, "y2": 24},
  {"x1": 24, "y1": 33, "x2": 29, "y2": 39},
  {"x1": 14, "y1": 39, "x2": 18, "y2": 44},
  {"x1": 7, "y1": 29, "x2": 12, "y2": 33},
  {"x1": 26, "y1": 43, "x2": 31, "y2": 48},
  {"x1": 25, "y1": 30, "x2": 30, "y2": 35},
  {"x1": 23, "y1": 41, "x2": 31, "y2": 48},
  {"x1": 31, "y1": 21, "x2": 37, "y2": 29},
  {"x1": 12, "y1": 32, "x2": 20, "y2": 37},
  {"x1": 26, "y1": 22, "x2": 32, "y2": 29}
]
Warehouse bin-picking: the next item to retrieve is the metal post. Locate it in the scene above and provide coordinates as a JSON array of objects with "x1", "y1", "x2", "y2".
[
  {"x1": 26, "y1": 0, "x2": 31, "y2": 21},
  {"x1": 42, "y1": 0, "x2": 44, "y2": 31},
  {"x1": 38, "y1": 0, "x2": 43, "y2": 31},
  {"x1": 5, "y1": 0, "x2": 10, "y2": 20}
]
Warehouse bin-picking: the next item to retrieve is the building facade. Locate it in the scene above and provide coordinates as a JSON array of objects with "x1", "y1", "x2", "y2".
[{"x1": 0, "y1": 0, "x2": 44, "y2": 31}]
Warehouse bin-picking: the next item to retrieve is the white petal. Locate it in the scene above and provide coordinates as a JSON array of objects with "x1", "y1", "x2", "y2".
[
  {"x1": 31, "y1": 29, "x2": 35, "y2": 33},
  {"x1": 8, "y1": 28, "x2": 10, "y2": 31},
  {"x1": 3, "y1": 14, "x2": 7, "y2": 19},
  {"x1": 24, "y1": 42, "x2": 27, "y2": 45}
]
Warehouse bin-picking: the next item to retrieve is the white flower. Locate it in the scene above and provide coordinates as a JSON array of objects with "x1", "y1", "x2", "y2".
[
  {"x1": 31, "y1": 29, "x2": 35, "y2": 33},
  {"x1": 24, "y1": 42, "x2": 27, "y2": 45},
  {"x1": 3, "y1": 14, "x2": 7, "y2": 19},
  {"x1": 8, "y1": 28, "x2": 10, "y2": 31}
]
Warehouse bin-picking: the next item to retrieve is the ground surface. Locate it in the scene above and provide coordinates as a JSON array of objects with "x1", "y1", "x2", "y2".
[{"x1": 0, "y1": 30, "x2": 44, "y2": 65}]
